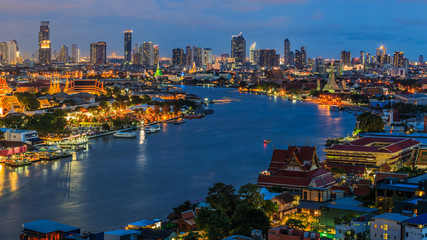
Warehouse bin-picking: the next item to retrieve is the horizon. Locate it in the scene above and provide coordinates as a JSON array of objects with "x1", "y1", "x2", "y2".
[{"x1": 1, "y1": 0, "x2": 427, "y2": 60}]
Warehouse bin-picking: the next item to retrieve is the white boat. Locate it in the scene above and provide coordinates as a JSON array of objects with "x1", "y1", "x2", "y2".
[
  {"x1": 113, "y1": 131, "x2": 137, "y2": 138},
  {"x1": 330, "y1": 105, "x2": 340, "y2": 111},
  {"x1": 144, "y1": 124, "x2": 161, "y2": 134}
]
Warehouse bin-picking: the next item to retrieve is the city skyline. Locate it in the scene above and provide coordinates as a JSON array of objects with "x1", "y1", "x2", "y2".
[{"x1": 1, "y1": 0, "x2": 427, "y2": 60}]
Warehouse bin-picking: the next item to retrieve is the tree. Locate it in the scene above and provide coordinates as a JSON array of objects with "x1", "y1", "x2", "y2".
[
  {"x1": 262, "y1": 200, "x2": 278, "y2": 219},
  {"x1": 99, "y1": 100, "x2": 109, "y2": 109},
  {"x1": 231, "y1": 204, "x2": 270, "y2": 236},
  {"x1": 14, "y1": 92, "x2": 40, "y2": 111},
  {"x1": 344, "y1": 229, "x2": 356, "y2": 240},
  {"x1": 205, "y1": 183, "x2": 239, "y2": 218},
  {"x1": 163, "y1": 104, "x2": 170, "y2": 113},
  {"x1": 102, "y1": 123, "x2": 110, "y2": 131},
  {"x1": 285, "y1": 219, "x2": 305, "y2": 229},
  {"x1": 357, "y1": 112, "x2": 384, "y2": 132},
  {"x1": 182, "y1": 231, "x2": 201, "y2": 240},
  {"x1": 196, "y1": 208, "x2": 231, "y2": 240},
  {"x1": 173, "y1": 200, "x2": 193, "y2": 217},
  {"x1": 238, "y1": 183, "x2": 264, "y2": 209}
]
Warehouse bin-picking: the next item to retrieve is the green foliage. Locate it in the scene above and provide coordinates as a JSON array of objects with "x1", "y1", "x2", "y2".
[
  {"x1": 196, "y1": 208, "x2": 231, "y2": 240},
  {"x1": 395, "y1": 166, "x2": 426, "y2": 177},
  {"x1": 99, "y1": 100, "x2": 109, "y2": 108},
  {"x1": 205, "y1": 183, "x2": 239, "y2": 218},
  {"x1": 262, "y1": 200, "x2": 278, "y2": 218},
  {"x1": 357, "y1": 112, "x2": 384, "y2": 132},
  {"x1": 101, "y1": 123, "x2": 110, "y2": 131},
  {"x1": 182, "y1": 231, "x2": 201, "y2": 240},
  {"x1": 350, "y1": 94, "x2": 369, "y2": 105},
  {"x1": 14, "y1": 92, "x2": 40, "y2": 111},
  {"x1": 331, "y1": 167, "x2": 346, "y2": 175},
  {"x1": 238, "y1": 183, "x2": 264, "y2": 209},
  {"x1": 231, "y1": 204, "x2": 270, "y2": 236},
  {"x1": 285, "y1": 219, "x2": 306, "y2": 229},
  {"x1": 173, "y1": 200, "x2": 194, "y2": 217},
  {"x1": 25, "y1": 110, "x2": 68, "y2": 136},
  {"x1": 344, "y1": 229, "x2": 356, "y2": 240}
]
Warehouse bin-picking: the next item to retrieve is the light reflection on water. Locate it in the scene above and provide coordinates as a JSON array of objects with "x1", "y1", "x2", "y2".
[{"x1": 0, "y1": 86, "x2": 357, "y2": 238}]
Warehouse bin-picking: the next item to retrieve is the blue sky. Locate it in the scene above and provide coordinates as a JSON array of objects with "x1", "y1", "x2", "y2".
[{"x1": 1, "y1": 0, "x2": 426, "y2": 60}]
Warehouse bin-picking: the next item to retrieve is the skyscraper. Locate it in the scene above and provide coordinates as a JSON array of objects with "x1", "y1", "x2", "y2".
[
  {"x1": 420, "y1": 55, "x2": 424, "y2": 65},
  {"x1": 0, "y1": 42, "x2": 6, "y2": 64},
  {"x1": 124, "y1": 30, "x2": 132, "y2": 65},
  {"x1": 295, "y1": 50, "x2": 303, "y2": 69},
  {"x1": 132, "y1": 44, "x2": 141, "y2": 65},
  {"x1": 38, "y1": 21, "x2": 51, "y2": 65},
  {"x1": 90, "y1": 42, "x2": 107, "y2": 65},
  {"x1": 340, "y1": 51, "x2": 351, "y2": 66},
  {"x1": 301, "y1": 46, "x2": 307, "y2": 67},
  {"x1": 141, "y1": 42, "x2": 154, "y2": 68},
  {"x1": 71, "y1": 44, "x2": 79, "y2": 63},
  {"x1": 192, "y1": 46, "x2": 203, "y2": 67},
  {"x1": 258, "y1": 49, "x2": 278, "y2": 68},
  {"x1": 393, "y1": 51, "x2": 404, "y2": 68},
  {"x1": 249, "y1": 42, "x2": 257, "y2": 64},
  {"x1": 231, "y1": 32, "x2": 246, "y2": 65},
  {"x1": 360, "y1": 51, "x2": 366, "y2": 65},
  {"x1": 186, "y1": 45, "x2": 193, "y2": 66},
  {"x1": 203, "y1": 48, "x2": 213, "y2": 65},
  {"x1": 376, "y1": 45, "x2": 387, "y2": 64},
  {"x1": 284, "y1": 39, "x2": 290, "y2": 65},
  {"x1": 58, "y1": 45, "x2": 68, "y2": 63},
  {"x1": 154, "y1": 45, "x2": 159, "y2": 66},
  {"x1": 172, "y1": 48, "x2": 184, "y2": 66},
  {"x1": 7, "y1": 40, "x2": 18, "y2": 65}
]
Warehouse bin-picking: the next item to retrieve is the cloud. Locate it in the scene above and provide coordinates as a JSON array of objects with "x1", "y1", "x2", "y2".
[{"x1": 395, "y1": 17, "x2": 427, "y2": 26}]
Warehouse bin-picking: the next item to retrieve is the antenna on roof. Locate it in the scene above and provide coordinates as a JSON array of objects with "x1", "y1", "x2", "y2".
[{"x1": 272, "y1": 144, "x2": 276, "y2": 150}]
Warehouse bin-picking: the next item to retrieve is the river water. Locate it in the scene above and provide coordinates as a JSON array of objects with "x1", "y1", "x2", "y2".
[{"x1": 0, "y1": 86, "x2": 356, "y2": 238}]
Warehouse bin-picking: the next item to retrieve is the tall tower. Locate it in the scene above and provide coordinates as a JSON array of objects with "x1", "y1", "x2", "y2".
[
  {"x1": 340, "y1": 51, "x2": 351, "y2": 66},
  {"x1": 38, "y1": 21, "x2": 51, "y2": 65},
  {"x1": 72, "y1": 44, "x2": 79, "y2": 63},
  {"x1": 284, "y1": 39, "x2": 290, "y2": 65},
  {"x1": 249, "y1": 42, "x2": 256, "y2": 64},
  {"x1": 90, "y1": 42, "x2": 107, "y2": 65},
  {"x1": 360, "y1": 51, "x2": 366, "y2": 66},
  {"x1": 231, "y1": 32, "x2": 246, "y2": 65},
  {"x1": 124, "y1": 30, "x2": 132, "y2": 65},
  {"x1": 393, "y1": 51, "x2": 404, "y2": 68}
]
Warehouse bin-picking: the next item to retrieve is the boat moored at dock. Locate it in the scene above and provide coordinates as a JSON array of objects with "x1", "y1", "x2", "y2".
[
  {"x1": 144, "y1": 125, "x2": 161, "y2": 134},
  {"x1": 113, "y1": 131, "x2": 137, "y2": 138}
]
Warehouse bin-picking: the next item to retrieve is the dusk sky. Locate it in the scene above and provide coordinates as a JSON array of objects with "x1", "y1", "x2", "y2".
[{"x1": 1, "y1": 0, "x2": 427, "y2": 60}]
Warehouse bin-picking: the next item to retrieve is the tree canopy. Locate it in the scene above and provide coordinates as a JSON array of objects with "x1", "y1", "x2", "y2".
[{"x1": 357, "y1": 112, "x2": 384, "y2": 132}]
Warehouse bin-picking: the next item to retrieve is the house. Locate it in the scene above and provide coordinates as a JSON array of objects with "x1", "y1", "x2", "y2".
[
  {"x1": 403, "y1": 213, "x2": 427, "y2": 240},
  {"x1": 374, "y1": 172, "x2": 408, "y2": 185},
  {"x1": 319, "y1": 204, "x2": 378, "y2": 230},
  {"x1": 138, "y1": 228, "x2": 177, "y2": 240},
  {"x1": 335, "y1": 213, "x2": 375, "y2": 240},
  {"x1": 1, "y1": 129, "x2": 41, "y2": 145},
  {"x1": 20, "y1": 219, "x2": 80, "y2": 240},
  {"x1": 0, "y1": 140, "x2": 28, "y2": 156},
  {"x1": 172, "y1": 210, "x2": 198, "y2": 231},
  {"x1": 394, "y1": 197, "x2": 427, "y2": 216},
  {"x1": 370, "y1": 213, "x2": 411, "y2": 240},
  {"x1": 257, "y1": 146, "x2": 335, "y2": 194},
  {"x1": 396, "y1": 93, "x2": 427, "y2": 105},
  {"x1": 297, "y1": 187, "x2": 345, "y2": 218},
  {"x1": 268, "y1": 225, "x2": 320, "y2": 240},
  {"x1": 376, "y1": 177, "x2": 421, "y2": 213},
  {"x1": 104, "y1": 229, "x2": 141, "y2": 240},
  {"x1": 325, "y1": 137, "x2": 421, "y2": 171},
  {"x1": 271, "y1": 193, "x2": 297, "y2": 218}
]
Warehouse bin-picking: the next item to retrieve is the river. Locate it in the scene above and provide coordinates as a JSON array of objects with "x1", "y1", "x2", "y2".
[{"x1": 0, "y1": 86, "x2": 356, "y2": 238}]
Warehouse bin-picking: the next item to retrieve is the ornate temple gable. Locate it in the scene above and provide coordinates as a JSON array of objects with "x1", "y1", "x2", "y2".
[{"x1": 285, "y1": 151, "x2": 303, "y2": 171}]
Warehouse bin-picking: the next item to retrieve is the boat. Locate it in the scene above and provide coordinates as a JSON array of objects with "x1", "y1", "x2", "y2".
[
  {"x1": 113, "y1": 131, "x2": 137, "y2": 138},
  {"x1": 174, "y1": 119, "x2": 186, "y2": 125},
  {"x1": 330, "y1": 105, "x2": 340, "y2": 111},
  {"x1": 184, "y1": 114, "x2": 204, "y2": 119},
  {"x1": 264, "y1": 139, "x2": 271, "y2": 144},
  {"x1": 7, "y1": 159, "x2": 32, "y2": 167},
  {"x1": 144, "y1": 124, "x2": 161, "y2": 134}
]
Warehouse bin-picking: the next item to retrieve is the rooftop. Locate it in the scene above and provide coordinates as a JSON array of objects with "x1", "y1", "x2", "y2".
[
  {"x1": 404, "y1": 213, "x2": 427, "y2": 225},
  {"x1": 23, "y1": 219, "x2": 79, "y2": 234},
  {"x1": 104, "y1": 229, "x2": 141, "y2": 236},
  {"x1": 373, "y1": 213, "x2": 411, "y2": 222},
  {"x1": 323, "y1": 203, "x2": 378, "y2": 213}
]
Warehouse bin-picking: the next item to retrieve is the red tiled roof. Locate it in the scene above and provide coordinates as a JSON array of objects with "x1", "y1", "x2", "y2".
[
  {"x1": 382, "y1": 139, "x2": 421, "y2": 153},
  {"x1": 326, "y1": 144, "x2": 387, "y2": 153},
  {"x1": 268, "y1": 146, "x2": 318, "y2": 172},
  {"x1": 353, "y1": 185, "x2": 371, "y2": 197},
  {"x1": 257, "y1": 168, "x2": 335, "y2": 189},
  {"x1": 358, "y1": 179, "x2": 371, "y2": 186},
  {"x1": 331, "y1": 186, "x2": 351, "y2": 195},
  {"x1": 374, "y1": 172, "x2": 408, "y2": 184},
  {"x1": 257, "y1": 174, "x2": 313, "y2": 188},
  {"x1": 272, "y1": 193, "x2": 295, "y2": 204},
  {"x1": 181, "y1": 210, "x2": 195, "y2": 220}
]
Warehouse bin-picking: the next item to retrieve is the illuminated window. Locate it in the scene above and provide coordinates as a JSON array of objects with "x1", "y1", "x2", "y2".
[
  {"x1": 375, "y1": 224, "x2": 377, "y2": 228},
  {"x1": 384, "y1": 224, "x2": 388, "y2": 230},
  {"x1": 384, "y1": 233, "x2": 388, "y2": 239}
]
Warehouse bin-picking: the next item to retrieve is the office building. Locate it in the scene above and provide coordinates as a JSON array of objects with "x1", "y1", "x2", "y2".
[
  {"x1": 393, "y1": 51, "x2": 404, "y2": 68},
  {"x1": 172, "y1": 48, "x2": 184, "y2": 66},
  {"x1": 38, "y1": 21, "x2": 51, "y2": 65},
  {"x1": 258, "y1": 49, "x2": 279, "y2": 68},
  {"x1": 90, "y1": 42, "x2": 107, "y2": 65},
  {"x1": 7, "y1": 40, "x2": 18, "y2": 65},
  {"x1": 124, "y1": 30, "x2": 132, "y2": 65},
  {"x1": 420, "y1": 55, "x2": 424, "y2": 65},
  {"x1": 141, "y1": 42, "x2": 154, "y2": 68},
  {"x1": 185, "y1": 45, "x2": 192, "y2": 66},
  {"x1": 132, "y1": 44, "x2": 141, "y2": 65},
  {"x1": 71, "y1": 44, "x2": 79, "y2": 63},
  {"x1": 203, "y1": 48, "x2": 213, "y2": 65},
  {"x1": 360, "y1": 51, "x2": 366, "y2": 65},
  {"x1": 0, "y1": 42, "x2": 6, "y2": 64},
  {"x1": 340, "y1": 51, "x2": 351, "y2": 66},
  {"x1": 153, "y1": 45, "x2": 159, "y2": 66},
  {"x1": 58, "y1": 45, "x2": 68, "y2": 63},
  {"x1": 249, "y1": 42, "x2": 257, "y2": 64},
  {"x1": 295, "y1": 50, "x2": 303, "y2": 69},
  {"x1": 231, "y1": 32, "x2": 246, "y2": 65},
  {"x1": 376, "y1": 45, "x2": 387, "y2": 64},
  {"x1": 301, "y1": 46, "x2": 307, "y2": 67},
  {"x1": 192, "y1": 46, "x2": 203, "y2": 67},
  {"x1": 284, "y1": 39, "x2": 291, "y2": 65}
]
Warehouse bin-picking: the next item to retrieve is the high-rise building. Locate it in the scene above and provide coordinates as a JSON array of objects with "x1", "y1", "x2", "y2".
[
  {"x1": 172, "y1": 48, "x2": 184, "y2": 66},
  {"x1": 153, "y1": 45, "x2": 159, "y2": 66},
  {"x1": 289, "y1": 51, "x2": 295, "y2": 66},
  {"x1": 231, "y1": 32, "x2": 246, "y2": 65},
  {"x1": 141, "y1": 42, "x2": 154, "y2": 68},
  {"x1": 249, "y1": 42, "x2": 257, "y2": 64},
  {"x1": 301, "y1": 46, "x2": 307, "y2": 67},
  {"x1": 295, "y1": 50, "x2": 303, "y2": 69},
  {"x1": 7, "y1": 40, "x2": 18, "y2": 65},
  {"x1": 420, "y1": 55, "x2": 424, "y2": 65},
  {"x1": 124, "y1": 30, "x2": 132, "y2": 65},
  {"x1": 203, "y1": 48, "x2": 213, "y2": 65},
  {"x1": 71, "y1": 44, "x2": 79, "y2": 63},
  {"x1": 192, "y1": 46, "x2": 203, "y2": 67},
  {"x1": 258, "y1": 49, "x2": 278, "y2": 68},
  {"x1": 376, "y1": 45, "x2": 387, "y2": 64},
  {"x1": 132, "y1": 44, "x2": 141, "y2": 65},
  {"x1": 366, "y1": 53, "x2": 371, "y2": 64},
  {"x1": 393, "y1": 51, "x2": 404, "y2": 68},
  {"x1": 340, "y1": 51, "x2": 351, "y2": 66},
  {"x1": 0, "y1": 42, "x2": 6, "y2": 64},
  {"x1": 284, "y1": 39, "x2": 291, "y2": 65},
  {"x1": 90, "y1": 42, "x2": 107, "y2": 65},
  {"x1": 360, "y1": 51, "x2": 366, "y2": 65},
  {"x1": 38, "y1": 21, "x2": 51, "y2": 65},
  {"x1": 186, "y1": 45, "x2": 193, "y2": 66},
  {"x1": 58, "y1": 45, "x2": 69, "y2": 63}
]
